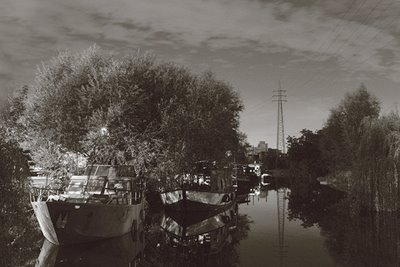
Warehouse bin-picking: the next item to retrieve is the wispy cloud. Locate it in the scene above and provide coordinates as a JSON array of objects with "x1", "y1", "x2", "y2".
[{"x1": 1, "y1": 0, "x2": 399, "y2": 81}]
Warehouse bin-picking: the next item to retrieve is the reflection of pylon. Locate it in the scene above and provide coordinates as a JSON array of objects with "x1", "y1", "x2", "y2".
[
  {"x1": 276, "y1": 188, "x2": 288, "y2": 266},
  {"x1": 273, "y1": 82, "x2": 287, "y2": 154}
]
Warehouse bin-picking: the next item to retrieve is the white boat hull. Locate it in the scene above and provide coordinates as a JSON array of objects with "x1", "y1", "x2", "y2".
[{"x1": 32, "y1": 200, "x2": 144, "y2": 245}]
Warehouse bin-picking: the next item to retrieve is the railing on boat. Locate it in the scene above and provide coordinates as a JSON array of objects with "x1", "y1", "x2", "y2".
[
  {"x1": 30, "y1": 165, "x2": 144, "y2": 204},
  {"x1": 30, "y1": 186, "x2": 62, "y2": 202},
  {"x1": 30, "y1": 186, "x2": 143, "y2": 204}
]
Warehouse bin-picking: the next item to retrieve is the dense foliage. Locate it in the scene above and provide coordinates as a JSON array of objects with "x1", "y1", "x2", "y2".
[
  {"x1": 2, "y1": 46, "x2": 244, "y2": 185},
  {"x1": 320, "y1": 84, "x2": 381, "y2": 173},
  {"x1": 0, "y1": 136, "x2": 41, "y2": 266},
  {"x1": 287, "y1": 84, "x2": 400, "y2": 212},
  {"x1": 352, "y1": 113, "x2": 400, "y2": 212},
  {"x1": 287, "y1": 129, "x2": 328, "y2": 196}
]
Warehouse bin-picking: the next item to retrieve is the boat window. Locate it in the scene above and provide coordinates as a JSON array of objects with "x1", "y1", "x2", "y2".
[
  {"x1": 83, "y1": 165, "x2": 135, "y2": 177},
  {"x1": 113, "y1": 180, "x2": 130, "y2": 191},
  {"x1": 117, "y1": 166, "x2": 135, "y2": 177},
  {"x1": 96, "y1": 166, "x2": 111, "y2": 176},
  {"x1": 86, "y1": 177, "x2": 106, "y2": 194},
  {"x1": 66, "y1": 181, "x2": 85, "y2": 193},
  {"x1": 84, "y1": 166, "x2": 98, "y2": 176}
]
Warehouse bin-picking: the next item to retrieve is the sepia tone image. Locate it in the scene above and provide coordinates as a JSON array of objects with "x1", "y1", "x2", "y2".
[{"x1": 0, "y1": 0, "x2": 399, "y2": 266}]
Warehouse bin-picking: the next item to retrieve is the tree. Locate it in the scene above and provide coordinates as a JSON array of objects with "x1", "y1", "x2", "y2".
[
  {"x1": 0, "y1": 136, "x2": 42, "y2": 266},
  {"x1": 287, "y1": 129, "x2": 327, "y2": 179},
  {"x1": 352, "y1": 113, "x2": 400, "y2": 211},
  {"x1": 320, "y1": 84, "x2": 380, "y2": 172},
  {"x1": 0, "y1": 85, "x2": 29, "y2": 142},
  {"x1": 287, "y1": 129, "x2": 328, "y2": 197},
  {"x1": 14, "y1": 46, "x2": 244, "y2": 182}
]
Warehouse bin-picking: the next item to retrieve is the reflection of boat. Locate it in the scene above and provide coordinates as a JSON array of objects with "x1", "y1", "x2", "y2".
[
  {"x1": 260, "y1": 171, "x2": 273, "y2": 186},
  {"x1": 35, "y1": 228, "x2": 144, "y2": 267},
  {"x1": 31, "y1": 165, "x2": 145, "y2": 245},
  {"x1": 235, "y1": 181, "x2": 252, "y2": 204},
  {"x1": 160, "y1": 161, "x2": 235, "y2": 213},
  {"x1": 249, "y1": 186, "x2": 260, "y2": 196},
  {"x1": 161, "y1": 203, "x2": 237, "y2": 254},
  {"x1": 236, "y1": 193, "x2": 250, "y2": 204},
  {"x1": 237, "y1": 186, "x2": 263, "y2": 205}
]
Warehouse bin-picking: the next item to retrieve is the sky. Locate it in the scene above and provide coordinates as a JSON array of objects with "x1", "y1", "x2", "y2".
[{"x1": 0, "y1": 0, "x2": 399, "y2": 147}]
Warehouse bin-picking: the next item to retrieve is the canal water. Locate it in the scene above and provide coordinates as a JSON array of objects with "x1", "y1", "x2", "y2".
[
  {"x1": 5, "y1": 183, "x2": 400, "y2": 266},
  {"x1": 236, "y1": 187, "x2": 336, "y2": 267}
]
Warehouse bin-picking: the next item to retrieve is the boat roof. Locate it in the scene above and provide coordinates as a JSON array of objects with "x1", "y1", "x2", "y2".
[{"x1": 84, "y1": 165, "x2": 136, "y2": 177}]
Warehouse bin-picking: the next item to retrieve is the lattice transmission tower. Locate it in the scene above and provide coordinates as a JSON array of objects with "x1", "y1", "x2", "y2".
[{"x1": 272, "y1": 82, "x2": 287, "y2": 154}]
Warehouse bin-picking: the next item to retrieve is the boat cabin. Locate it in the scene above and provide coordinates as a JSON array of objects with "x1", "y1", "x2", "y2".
[
  {"x1": 187, "y1": 161, "x2": 233, "y2": 193},
  {"x1": 59, "y1": 165, "x2": 142, "y2": 204}
]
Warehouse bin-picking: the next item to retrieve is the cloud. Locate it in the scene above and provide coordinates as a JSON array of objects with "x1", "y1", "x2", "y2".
[
  {"x1": 62, "y1": 0, "x2": 398, "y2": 80},
  {"x1": 0, "y1": 0, "x2": 399, "y2": 113},
  {"x1": 1, "y1": 0, "x2": 399, "y2": 75}
]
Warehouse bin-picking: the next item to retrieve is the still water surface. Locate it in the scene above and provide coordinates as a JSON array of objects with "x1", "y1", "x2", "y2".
[
  {"x1": 8, "y1": 184, "x2": 400, "y2": 266},
  {"x1": 237, "y1": 188, "x2": 336, "y2": 267}
]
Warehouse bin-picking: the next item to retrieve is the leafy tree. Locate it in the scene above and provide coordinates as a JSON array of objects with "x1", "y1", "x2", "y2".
[
  {"x1": 320, "y1": 84, "x2": 380, "y2": 172},
  {"x1": 235, "y1": 132, "x2": 251, "y2": 163},
  {"x1": 0, "y1": 85, "x2": 29, "y2": 142},
  {"x1": 317, "y1": 85, "x2": 400, "y2": 212},
  {"x1": 352, "y1": 113, "x2": 400, "y2": 211},
  {"x1": 287, "y1": 129, "x2": 327, "y2": 179},
  {"x1": 260, "y1": 149, "x2": 287, "y2": 170},
  {"x1": 287, "y1": 129, "x2": 328, "y2": 196},
  {"x1": 14, "y1": 46, "x2": 244, "y2": 183},
  {"x1": 0, "y1": 136, "x2": 42, "y2": 267}
]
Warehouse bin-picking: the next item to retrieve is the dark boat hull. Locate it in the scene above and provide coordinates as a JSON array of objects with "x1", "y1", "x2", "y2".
[
  {"x1": 32, "y1": 200, "x2": 144, "y2": 245},
  {"x1": 160, "y1": 189, "x2": 235, "y2": 213}
]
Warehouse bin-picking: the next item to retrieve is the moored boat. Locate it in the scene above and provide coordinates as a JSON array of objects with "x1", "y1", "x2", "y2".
[
  {"x1": 234, "y1": 164, "x2": 259, "y2": 184},
  {"x1": 31, "y1": 165, "x2": 145, "y2": 245},
  {"x1": 160, "y1": 161, "x2": 235, "y2": 213}
]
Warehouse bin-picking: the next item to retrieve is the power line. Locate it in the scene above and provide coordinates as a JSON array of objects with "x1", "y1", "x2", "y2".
[
  {"x1": 316, "y1": 0, "x2": 369, "y2": 56},
  {"x1": 286, "y1": 0, "x2": 389, "y2": 93},
  {"x1": 309, "y1": 0, "x2": 399, "y2": 93},
  {"x1": 245, "y1": 1, "x2": 397, "y2": 120},
  {"x1": 334, "y1": 0, "x2": 387, "y2": 56},
  {"x1": 284, "y1": 0, "x2": 371, "y2": 91}
]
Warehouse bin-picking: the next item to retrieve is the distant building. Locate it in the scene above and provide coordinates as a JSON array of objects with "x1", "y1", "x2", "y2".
[{"x1": 246, "y1": 141, "x2": 268, "y2": 163}]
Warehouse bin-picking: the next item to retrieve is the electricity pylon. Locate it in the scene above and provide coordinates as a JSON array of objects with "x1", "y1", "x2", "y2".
[{"x1": 272, "y1": 82, "x2": 287, "y2": 154}]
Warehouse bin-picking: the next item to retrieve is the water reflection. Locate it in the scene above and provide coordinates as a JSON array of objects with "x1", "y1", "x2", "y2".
[
  {"x1": 8, "y1": 180, "x2": 400, "y2": 266},
  {"x1": 289, "y1": 183, "x2": 400, "y2": 267},
  {"x1": 161, "y1": 204, "x2": 237, "y2": 240},
  {"x1": 237, "y1": 181, "x2": 346, "y2": 266},
  {"x1": 36, "y1": 229, "x2": 144, "y2": 266},
  {"x1": 142, "y1": 203, "x2": 251, "y2": 267}
]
